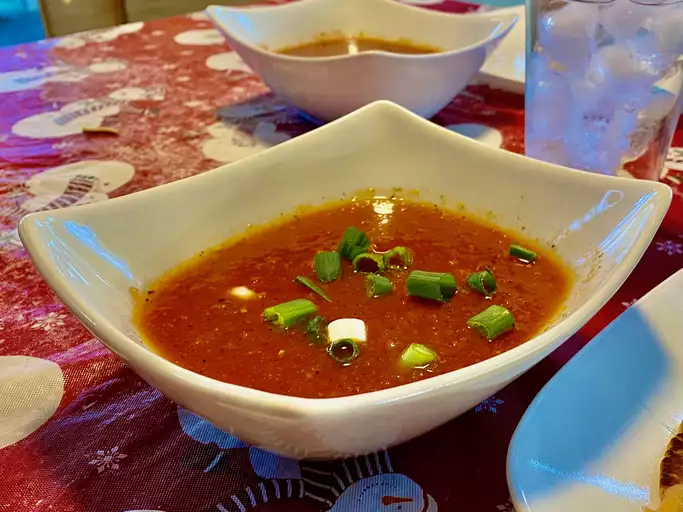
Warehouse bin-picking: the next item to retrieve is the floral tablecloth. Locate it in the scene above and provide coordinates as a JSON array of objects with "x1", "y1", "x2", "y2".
[{"x1": 2, "y1": 2, "x2": 683, "y2": 511}]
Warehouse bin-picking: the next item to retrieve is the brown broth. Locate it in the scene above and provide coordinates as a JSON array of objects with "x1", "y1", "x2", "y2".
[
  {"x1": 134, "y1": 198, "x2": 572, "y2": 399},
  {"x1": 277, "y1": 35, "x2": 441, "y2": 57}
]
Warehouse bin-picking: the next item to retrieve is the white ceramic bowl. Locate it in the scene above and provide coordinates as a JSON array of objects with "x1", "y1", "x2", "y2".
[
  {"x1": 508, "y1": 268, "x2": 683, "y2": 512},
  {"x1": 19, "y1": 102, "x2": 670, "y2": 459},
  {"x1": 206, "y1": 0, "x2": 518, "y2": 121}
]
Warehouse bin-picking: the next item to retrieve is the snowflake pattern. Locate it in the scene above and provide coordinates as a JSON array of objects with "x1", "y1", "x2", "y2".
[
  {"x1": 656, "y1": 240, "x2": 683, "y2": 256},
  {"x1": 475, "y1": 396, "x2": 504, "y2": 413},
  {"x1": 496, "y1": 499, "x2": 516, "y2": 511},
  {"x1": 30, "y1": 312, "x2": 67, "y2": 331},
  {"x1": 88, "y1": 446, "x2": 127, "y2": 473}
]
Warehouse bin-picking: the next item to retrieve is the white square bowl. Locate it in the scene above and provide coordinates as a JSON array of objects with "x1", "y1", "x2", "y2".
[{"x1": 19, "y1": 101, "x2": 671, "y2": 459}]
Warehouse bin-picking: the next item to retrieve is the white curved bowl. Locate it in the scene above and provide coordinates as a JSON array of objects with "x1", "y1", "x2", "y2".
[
  {"x1": 19, "y1": 101, "x2": 670, "y2": 459},
  {"x1": 206, "y1": 0, "x2": 518, "y2": 121},
  {"x1": 508, "y1": 268, "x2": 683, "y2": 512}
]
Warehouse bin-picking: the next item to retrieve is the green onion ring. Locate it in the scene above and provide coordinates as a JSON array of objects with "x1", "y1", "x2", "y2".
[
  {"x1": 314, "y1": 251, "x2": 341, "y2": 283},
  {"x1": 327, "y1": 338, "x2": 360, "y2": 365},
  {"x1": 466, "y1": 267, "x2": 497, "y2": 296},
  {"x1": 365, "y1": 274, "x2": 393, "y2": 297},
  {"x1": 467, "y1": 305, "x2": 515, "y2": 341},
  {"x1": 509, "y1": 243, "x2": 537, "y2": 263},
  {"x1": 406, "y1": 270, "x2": 457, "y2": 302},
  {"x1": 352, "y1": 253, "x2": 386, "y2": 274},
  {"x1": 400, "y1": 343, "x2": 437, "y2": 367},
  {"x1": 337, "y1": 227, "x2": 370, "y2": 261},
  {"x1": 263, "y1": 299, "x2": 317, "y2": 328}
]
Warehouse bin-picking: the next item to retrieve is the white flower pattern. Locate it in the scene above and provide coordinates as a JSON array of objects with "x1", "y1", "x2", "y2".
[
  {"x1": 88, "y1": 446, "x2": 127, "y2": 473},
  {"x1": 30, "y1": 312, "x2": 67, "y2": 331},
  {"x1": 656, "y1": 240, "x2": 683, "y2": 256}
]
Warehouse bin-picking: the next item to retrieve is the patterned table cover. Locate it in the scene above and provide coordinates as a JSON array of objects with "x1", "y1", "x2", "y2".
[{"x1": 2, "y1": 2, "x2": 683, "y2": 511}]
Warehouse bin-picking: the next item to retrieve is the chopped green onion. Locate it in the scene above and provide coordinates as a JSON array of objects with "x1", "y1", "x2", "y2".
[
  {"x1": 337, "y1": 227, "x2": 370, "y2": 261},
  {"x1": 400, "y1": 343, "x2": 437, "y2": 368},
  {"x1": 295, "y1": 276, "x2": 331, "y2": 303},
  {"x1": 352, "y1": 253, "x2": 386, "y2": 274},
  {"x1": 327, "y1": 338, "x2": 360, "y2": 365},
  {"x1": 466, "y1": 267, "x2": 497, "y2": 296},
  {"x1": 366, "y1": 274, "x2": 393, "y2": 297},
  {"x1": 263, "y1": 299, "x2": 317, "y2": 328},
  {"x1": 327, "y1": 318, "x2": 367, "y2": 343},
  {"x1": 406, "y1": 270, "x2": 457, "y2": 302},
  {"x1": 305, "y1": 316, "x2": 328, "y2": 345},
  {"x1": 383, "y1": 246, "x2": 414, "y2": 270},
  {"x1": 467, "y1": 305, "x2": 515, "y2": 341},
  {"x1": 509, "y1": 243, "x2": 537, "y2": 263},
  {"x1": 314, "y1": 251, "x2": 341, "y2": 283}
]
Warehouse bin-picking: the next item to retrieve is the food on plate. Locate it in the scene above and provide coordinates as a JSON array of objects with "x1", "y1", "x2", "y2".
[
  {"x1": 277, "y1": 35, "x2": 441, "y2": 57},
  {"x1": 647, "y1": 422, "x2": 683, "y2": 512},
  {"x1": 134, "y1": 194, "x2": 571, "y2": 398}
]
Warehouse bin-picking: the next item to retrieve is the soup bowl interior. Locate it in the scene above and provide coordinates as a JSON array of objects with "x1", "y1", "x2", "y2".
[
  {"x1": 205, "y1": 0, "x2": 518, "y2": 120},
  {"x1": 19, "y1": 102, "x2": 671, "y2": 459}
]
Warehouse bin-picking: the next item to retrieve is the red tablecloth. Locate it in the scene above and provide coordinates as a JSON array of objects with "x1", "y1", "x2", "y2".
[{"x1": 2, "y1": 3, "x2": 683, "y2": 511}]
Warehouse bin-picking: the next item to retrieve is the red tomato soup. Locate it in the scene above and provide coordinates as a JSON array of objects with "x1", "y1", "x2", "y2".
[{"x1": 134, "y1": 196, "x2": 572, "y2": 398}]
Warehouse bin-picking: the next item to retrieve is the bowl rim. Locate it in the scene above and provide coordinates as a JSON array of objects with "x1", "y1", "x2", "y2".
[
  {"x1": 19, "y1": 101, "x2": 672, "y2": 418},
  {"x1": 205, "y1": 0, "x2": 519, "y2": 64}
]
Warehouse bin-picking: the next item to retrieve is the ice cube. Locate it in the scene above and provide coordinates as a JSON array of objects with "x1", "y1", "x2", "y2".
[
  {"x1": 586, "y1": 44, "x2": 661, "y2": 99},
  {"x1": 526, "y1": 53, "x2": 571, "y2": 140},
  {"x1": 643, "y1": 4, "x2": 683, "y2": 54},
  {"x1": 564, "y1": 104, "x2": 623, "y2": 175},
  {"x1": 538, "y1": 2, "x2": 597, "y2": 74},
  {"x1": 599, "y1": 0, "x2": 652, "y2": 41}
]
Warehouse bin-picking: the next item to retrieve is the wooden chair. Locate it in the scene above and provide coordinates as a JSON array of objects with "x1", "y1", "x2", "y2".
[
  {"x1": 39, "y1": 0, "x2": 125, "y2": 37},
  {"x1": 39, "y1": 0, "x2": 257, "y2": 37},
  {"x1": 124, "y1": 0, "x2": 257, "y2": 22}
]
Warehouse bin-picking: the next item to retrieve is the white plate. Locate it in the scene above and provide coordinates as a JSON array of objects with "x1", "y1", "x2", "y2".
[
  {"x1": 508, "y1": 268, "x2": 683, "y2": 511},
  {"x1": 479, "y1": 5, "x2": 525, "y2": 93}
]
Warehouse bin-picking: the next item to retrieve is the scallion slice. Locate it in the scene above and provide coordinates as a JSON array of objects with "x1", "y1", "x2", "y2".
[
  {"x1": 314, "y1": 251, "x2": 341, "y2": 283},
  {"x1": 406, "y1": 270, "x2": 457, "y2": 302},
  {"x1": 365, "y1": 274, "x2": 393, "y2": 297},
  {"x1": 509, "y1": 243, "x2": 537, "y2": 263},
  {"x1": 352, "y1": 253, "x2": 386, "y2": 274},
  {"x1": 467, "y1": 305, "x2": 515, "y2": 341},
  {"x1": 400, "y1": 343, "x2": 437, "y2": 368},
  {"x1": 263, "y1": 299, "x2": 317, "y2": 328},
  {"x1": 295, "y1": 276, "x2": 331, "y2": 303},
  {"x1": 327, "y1": 338, "x2": 360, "y2": 365},
  {"x1": 337, "y1": 227, "x2": 370, "y2": 261},
  {"x1": 305, "y1": 316, "x2": 328, "y2": 345},
  {"x1": 466, "y1": 267, "x2": 497, "y2": 296},
  {"x1": 383, "y1": 246, "x2": 414, "y2": 270}
]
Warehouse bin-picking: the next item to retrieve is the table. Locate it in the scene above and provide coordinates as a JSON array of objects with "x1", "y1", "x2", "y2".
[{"x1": 1, "y1": 3, "x2": 683, "y2": 511}]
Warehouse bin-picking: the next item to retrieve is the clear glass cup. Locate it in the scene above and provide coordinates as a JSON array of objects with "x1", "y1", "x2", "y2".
[{"x1": 525, "y1": 0, "x2": 683, "y2": 179}]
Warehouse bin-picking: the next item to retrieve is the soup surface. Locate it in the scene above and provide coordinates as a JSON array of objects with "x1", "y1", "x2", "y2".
[
  {"x1": 135, "y1": 197, "x2": 572, "y2": 399},
  {"x1": 277, "y1": 35, "x2": 441, "y2": 57}
]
